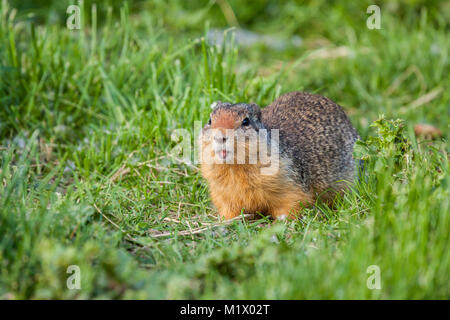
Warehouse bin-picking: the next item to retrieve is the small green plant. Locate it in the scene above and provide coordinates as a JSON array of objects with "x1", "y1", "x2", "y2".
[{"x1": 354, "y1": 116, "x2": 412, "y2": 175}]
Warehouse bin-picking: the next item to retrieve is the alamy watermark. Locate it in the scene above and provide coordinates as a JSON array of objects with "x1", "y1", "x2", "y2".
[
  {"x1": 170, "y1": 121, "x2": 281, "y2": 176},
  {"x1": 67, "y1": 265, "x2": 81, "y2": 290},
  {"x1": 66, "y1": 5, "x2": 81, "y2": 30},
  {"x1": 366, "y1": 265, "x2": 381, "y2": 290},
  {"x1": 366, "y1": 5, "x2": 381, "y2": 30}
]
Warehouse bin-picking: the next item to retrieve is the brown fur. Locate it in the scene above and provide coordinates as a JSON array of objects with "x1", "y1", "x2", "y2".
[
  {"x1": 200, "y1": 92, "x2": 359, "y2": 220},
  {"x1": 201, "y1": 157, "x2": 313, "y2": 219}
]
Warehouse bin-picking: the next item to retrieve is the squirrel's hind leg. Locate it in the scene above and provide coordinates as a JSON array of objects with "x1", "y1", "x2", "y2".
[
  {"x1": 269, "y1": 191, "x2": 312, "y2": 220},
  {"x1": 270, "y1": 205, "x2": 302, "y2": 220}
]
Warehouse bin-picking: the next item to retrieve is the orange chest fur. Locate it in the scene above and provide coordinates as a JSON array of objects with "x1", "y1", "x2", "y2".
[{"x1": 201, "y1": 163, "x2": 294, "y2": 214}]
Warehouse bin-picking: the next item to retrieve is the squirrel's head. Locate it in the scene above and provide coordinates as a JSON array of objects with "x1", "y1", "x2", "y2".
[
  {"x1": 207, "y1": 101, "x2": 263, "y2": 131},
  {"x1": 200, "y1": 101, "x2": 266, "y2": 164}
]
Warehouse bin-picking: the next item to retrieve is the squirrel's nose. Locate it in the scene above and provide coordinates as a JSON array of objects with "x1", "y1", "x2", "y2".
[{"x1": 214, "y1": 136, "x2": 227, "y2": 143}]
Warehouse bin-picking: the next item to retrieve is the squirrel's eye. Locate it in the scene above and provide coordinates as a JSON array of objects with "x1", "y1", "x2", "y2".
[
  {"x1": 207, "y1": 117, "x2": 211, "y2": 125},
  {"x1": 242, "y1": 117, "x2": 250, "y2": 126}
]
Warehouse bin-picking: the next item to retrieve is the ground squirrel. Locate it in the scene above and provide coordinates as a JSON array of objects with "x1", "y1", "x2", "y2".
[{"x1": 200, "y1": 91, "x2": 359, "y2": 219}]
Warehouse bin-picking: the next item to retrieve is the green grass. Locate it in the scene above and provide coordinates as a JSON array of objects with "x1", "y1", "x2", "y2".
[{"x1": 0, "y1": 0, "x2": 448, "y2": 299}]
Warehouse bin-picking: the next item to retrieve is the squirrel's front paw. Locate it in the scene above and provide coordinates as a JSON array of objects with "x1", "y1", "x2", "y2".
[{"x1": 219, "y1": 210, "x2": 240, "y2": 220}]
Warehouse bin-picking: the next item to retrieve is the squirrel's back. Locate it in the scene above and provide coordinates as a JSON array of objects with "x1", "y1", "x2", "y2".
[{"x1": 262, "y1": 91, "x2": 359, "y2": 199}]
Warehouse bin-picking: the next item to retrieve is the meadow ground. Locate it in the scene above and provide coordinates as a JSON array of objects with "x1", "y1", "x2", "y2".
[{"x1": 0, "y1": 0, "x2": 448, "y2": 299}]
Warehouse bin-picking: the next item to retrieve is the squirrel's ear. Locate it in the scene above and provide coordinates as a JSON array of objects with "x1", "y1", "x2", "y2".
[
  {"x1": 248, "y1": 103, "x2": 262, "y2": 119},
  {"x1": 210, "y1": 101, "x2": 222, "y2": 110}
]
